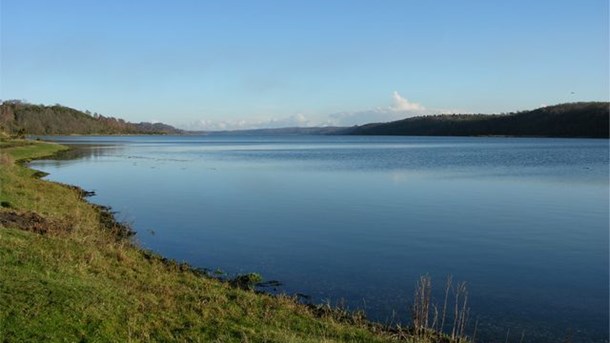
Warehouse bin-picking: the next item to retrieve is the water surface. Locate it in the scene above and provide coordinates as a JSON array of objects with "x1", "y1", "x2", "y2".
[{"x1": 32, "y1": 135, "x2": 609, "y2": 342}]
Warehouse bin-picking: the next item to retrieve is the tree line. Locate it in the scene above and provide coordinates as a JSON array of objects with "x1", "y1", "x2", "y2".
[
  {"x1": 0, "y1": 100, "x2": 181, "y2": 136},
  {"x1": 345, "y1": 102, "x2": 609, "y2": 138}
]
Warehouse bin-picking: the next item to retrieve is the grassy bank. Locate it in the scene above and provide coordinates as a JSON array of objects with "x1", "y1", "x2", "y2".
[{"x1": 0, "y1": 139, "x2": 460, "y2": 342}]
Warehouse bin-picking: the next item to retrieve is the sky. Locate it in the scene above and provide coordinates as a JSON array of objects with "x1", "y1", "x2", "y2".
[{"x1": 1, "y1": 0, "x2": 608, "y2": 130}]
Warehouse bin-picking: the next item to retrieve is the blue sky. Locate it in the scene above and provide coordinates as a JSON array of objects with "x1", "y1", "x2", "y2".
[{"x1": 1, "y1": 0, "x2": 608, "y2": 129}]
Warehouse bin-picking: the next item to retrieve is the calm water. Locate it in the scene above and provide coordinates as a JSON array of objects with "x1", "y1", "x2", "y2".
[{"x1": 31, "y1": 135, "x2": 609, "y2": 342}]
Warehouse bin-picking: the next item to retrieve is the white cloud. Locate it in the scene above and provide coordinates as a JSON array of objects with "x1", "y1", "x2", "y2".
[
  {"x1": 181, "y1": 92, "x2": 435, "y2": 131},
  {"x1": 326, "y1": 110, "x2": 404, "y2": 126},
  {"x1": 390, "y1": 91, "x2": 425, "y2": 112},
  {"x1": 182, "y1": 113, "x2": 314, "y2": 131},
  {"x1": 325, "y1": 91, "x2": 427, "y2": 126},
  {"x1": 267, "y1": 113, "x2": 311, "y2": 127}
]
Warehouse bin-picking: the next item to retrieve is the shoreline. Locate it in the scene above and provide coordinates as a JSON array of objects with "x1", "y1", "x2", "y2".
[
  {"x1": 3, "y1": 137, "x2": 606, "y2": 342},
  {"x1": 31, "y1": 132, "x2": 610, "y2": 139},
  {"x1": 1, "y1": 138, "x2": 463, "y2": 342}
]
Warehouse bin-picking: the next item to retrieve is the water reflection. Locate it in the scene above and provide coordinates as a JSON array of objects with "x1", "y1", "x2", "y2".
[
  {"x1": 30, "y1": 135, "x2": 609, "y2": 343},
  {"x1": 33, "y1": 145, "x2": 125, "y2": 169}
]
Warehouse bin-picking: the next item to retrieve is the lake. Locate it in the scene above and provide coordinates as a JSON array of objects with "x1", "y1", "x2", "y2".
[{"x1": 31, "y1": 135, "x2": 609, "y2": 342}]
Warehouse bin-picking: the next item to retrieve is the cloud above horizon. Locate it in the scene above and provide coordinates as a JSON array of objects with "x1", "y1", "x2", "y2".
[
  {"x1": 390, "y1": 91, "x2": 425, "y2": 112},
  {"x1": 323, "y1": 91, "x2": 428, "y2": 127},
  {"x1": 181, "y1": 91, "x2": 429, "y2": 131},
  {"x1": 185, "y1": 113, "x2": 314, "y2": 131}
]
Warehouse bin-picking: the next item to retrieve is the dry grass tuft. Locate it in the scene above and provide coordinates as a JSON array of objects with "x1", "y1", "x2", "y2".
[
  {"x1": 411, "y1": 274, "x2": 472, "y2": 343},
  {"x1": 0, "y1": 152, "x2": 14, "y2": 165}
]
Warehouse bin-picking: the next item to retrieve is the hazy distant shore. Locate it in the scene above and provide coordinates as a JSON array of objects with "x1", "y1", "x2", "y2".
[{"x1": 3, "y1": 101, "x2": 608, "y2": 139}]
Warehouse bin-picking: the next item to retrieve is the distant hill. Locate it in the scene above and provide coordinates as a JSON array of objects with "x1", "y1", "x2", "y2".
[
  {"x1": 0, "y1": 100, "x2": 181, "y2": 135},
  {"x1": 197, "y1": 126, "x2": 346, "y2": 136},
  {"x1": 2, "y1": 101, "x2": 607, "y2": 138},
  {"x1": 345, "y1": 102, "x2": 609, "y2": 138}
]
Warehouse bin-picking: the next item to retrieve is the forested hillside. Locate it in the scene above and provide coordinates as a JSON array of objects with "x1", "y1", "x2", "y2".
[
  {"x1": 1, "y1": 101, "x2": 607, "y2": 138},
  {"x1": 0, "y1": 101, "x2": 181, "y2": 135},
  {"x1": 346, "y1": 102, "x2": 609, "y2": 138}
]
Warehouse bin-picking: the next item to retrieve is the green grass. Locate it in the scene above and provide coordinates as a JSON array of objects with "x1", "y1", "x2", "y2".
[
  {"x1": 1, "y1": 139, "x2": 68, "y2": 161},
  {"x1": 0, "y1": 139, "x2": 470, "y2": 342},
  {"x1": 1, "y1": 140, "x2": 420, "y2": 342}
]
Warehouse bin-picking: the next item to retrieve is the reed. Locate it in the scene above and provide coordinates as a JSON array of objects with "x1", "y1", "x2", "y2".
[
  {"x1": 411, "y1": 274, "x2": 473, "y2": 343},
  {"x1": 440, "y1": 274, "x2": 453, "y2": 332},
  {"x1": 412, "y1": 274, "x2": 432, "y2": 334}
]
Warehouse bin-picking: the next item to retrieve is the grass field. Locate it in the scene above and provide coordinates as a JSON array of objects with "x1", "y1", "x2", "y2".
[{"x1": 0, "y1": 139, "x2": 464, "y2": 342}]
